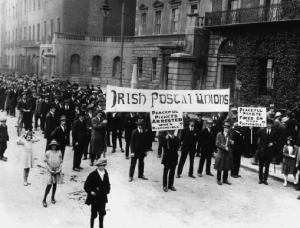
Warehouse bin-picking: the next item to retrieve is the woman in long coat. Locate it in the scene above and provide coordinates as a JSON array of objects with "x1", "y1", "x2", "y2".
[
  {"x1": 282, "y1": 136, "x2": 298, "y2": 186},
  {"x1": 90, "y1": 110, "x2": 107, "y2": 166},
  {"x1": 214, "y1": 122, "x2": 234, "y2": 185}
]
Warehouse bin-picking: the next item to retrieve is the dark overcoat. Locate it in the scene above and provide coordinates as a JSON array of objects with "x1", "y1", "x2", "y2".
[
  {"x1": 130, "y1": 129, "x2": 147, "y2": 157},
  {"x1": 255, "y1": 127, "x2": 277, "y2": 158},
  {"x1": 90, "y1": 117, "x2": 107, "y2": 155},
  {"x1": 0, "y1": 125, "x2": 9, "y2": 151},
  {"x1": 214, "y1": 132, "x2": 234, "y2": 171}
]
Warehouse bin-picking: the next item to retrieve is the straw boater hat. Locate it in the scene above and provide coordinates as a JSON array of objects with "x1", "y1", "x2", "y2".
[
  {"x1": 206, "y1": 119, "x2": 213, "y2": 124},
  {"x1": 274, "y1": 112, "x2": 282, "y2": 118},
  {"x1": 95, "y1": 158, "x2": 107, "y2": 166},
  {"x1": 48, "y1": 140, "x2": 60, "y2": 146}
]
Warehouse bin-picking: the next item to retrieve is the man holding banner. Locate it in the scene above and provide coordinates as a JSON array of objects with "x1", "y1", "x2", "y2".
[{"x1": 129, "y1": 119, "x2": 148, "y2": 182}]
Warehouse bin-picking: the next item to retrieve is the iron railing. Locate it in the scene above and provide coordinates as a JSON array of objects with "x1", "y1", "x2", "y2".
[{"x1": 205, "y1": 1, "x2": 300, "y2": 27}]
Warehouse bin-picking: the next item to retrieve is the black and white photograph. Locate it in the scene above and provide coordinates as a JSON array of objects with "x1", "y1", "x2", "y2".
[{"x1": 1, "y1": 0, "x2": 300, "y2": 228}]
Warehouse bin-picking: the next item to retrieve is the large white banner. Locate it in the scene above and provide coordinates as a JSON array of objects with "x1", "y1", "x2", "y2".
[
  {"x1": 150, "y1": 110, "x2": 183, "y2": 131},
  {"x1": 106, "y1": 86, "x2": 230, "y2": 112},
  {"x1": 238, "y1": 107, "x2": 267, "y2": 127}
]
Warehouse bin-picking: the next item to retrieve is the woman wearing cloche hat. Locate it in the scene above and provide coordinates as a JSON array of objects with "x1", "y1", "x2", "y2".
[
  {"x1": 42, "y1": 140, "x2": 63, "y2": 208},
  {"x1": 282, "y1": 136, "x2": 298, "y2": 187}
]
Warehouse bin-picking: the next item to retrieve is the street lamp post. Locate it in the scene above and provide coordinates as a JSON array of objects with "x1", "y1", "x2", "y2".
[{"x1": 101, "y1": 0, "x2": 125, "y2": 87}]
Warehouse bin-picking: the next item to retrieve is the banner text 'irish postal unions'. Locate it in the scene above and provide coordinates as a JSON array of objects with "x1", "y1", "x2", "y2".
[
  {"x1": 150, "y1": 110, "x2": 183, "y2": 131},
  {"x1": 106, "y1": 86, "x2": 230, "y2": 112},
  {"x1": 238, "y1": 107, "x2": 267, "y2": 127}
]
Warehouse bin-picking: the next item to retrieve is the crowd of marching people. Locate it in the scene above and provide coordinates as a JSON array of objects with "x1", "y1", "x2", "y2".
[{"x1": 1, "y1": 72, "x2": 300, "y2": 227}]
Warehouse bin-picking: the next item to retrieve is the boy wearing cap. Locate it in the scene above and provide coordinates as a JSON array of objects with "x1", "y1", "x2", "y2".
[
  {"x1": 0, "y1": 118, "x2": 9, "y2": 161},
  {"x1": 84, "y1": 158, "x2": 110, "y2": 228}
]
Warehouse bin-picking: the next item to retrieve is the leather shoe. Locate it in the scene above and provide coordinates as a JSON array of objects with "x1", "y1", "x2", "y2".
[
  {"x1": 188, "y1": 174, "x2": 196, "y2": 178},
  {"x1": 90, "y1": 162, "x2": 94, "y2": 166},
  {"x1": 121, "y1": 148, "x2": 125, "y2": 152},
  {"x1": 128, "y1": 177, "x2": 133, "y2": 182},
  {"x1": 297, "y1": 195, "x2": 300, "y2": 200},
  {"x1": 223, "y1": 180, "x2": 232, "y2": 185},
  {"x1": 237, "y1": 175, "x2": 242, "y2": 177},
  {"x1": 73, "y1": 168, "x2": 80, "y2": 172},
  {"x1": 126, "y1": 156, "x2": 129, "y2": 160},
  {"x1": 163, "y1": 187, "x2": 168, "y2": 192},
  {"x1": 112, "y1": 148, "x2": 116, "y2": 153},
  {"x1": 176, "y1": 174, "x2": 181, "y2": 178},
  {"x1": 198, "y1": 173, "x2": 202, "y2": 177},
  {"x1": 206, "y1": 172, "x2": 214, "y2": 176},
  {"x1": 168, "y1": 186, "x2": 176, "y2": 191},
  {"x1": 231, "y1": 175, "x2": 238, "y2": 178},
  {"x1": 138, "y1": 176, "x2": 148, "y2": 180},
  {"x1": 78, "y1": 167, "x2": 83, "y2": 169},
  {"x1": 259, "y1": 180, "x2": 264, "y2": 184},
  {"x1": 217, "y1": 181, "x2": 222, "y2": 185},
  {"x1": 264, "y1": 181, "x2": 269, "y2": 185}
]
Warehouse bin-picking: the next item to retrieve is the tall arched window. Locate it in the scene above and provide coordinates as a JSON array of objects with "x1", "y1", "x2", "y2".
[
  {"x1": 113, "y1": 56, "x2": 121, "y2": 78},
  {"x1": 92, "y1": 56, "x2": 102, "y2": 76},
  {"x1": 70, "y1": 54, "x2": 80, "y2": 74}
]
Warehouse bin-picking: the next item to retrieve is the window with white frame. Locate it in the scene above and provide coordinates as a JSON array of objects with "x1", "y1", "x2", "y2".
[
  {"x1": 155, "y1": 11, "x2": 162, "y2": 34},
  {"x1": 171, "y1": 8, "x2": 180, "y2": 33}
]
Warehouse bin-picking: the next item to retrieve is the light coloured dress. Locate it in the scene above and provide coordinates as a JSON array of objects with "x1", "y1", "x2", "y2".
[
  {"x1": 18, "y1": 138, "x2": 40, "y2": 168},
  {"x1": 44, "y1": 150, "x2": 63, "y2": 185}
]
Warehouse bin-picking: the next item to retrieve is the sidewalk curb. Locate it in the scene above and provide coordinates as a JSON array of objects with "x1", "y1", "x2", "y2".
[{"x1": 240, "y1": 164, "x2": 297, "y2": 186}]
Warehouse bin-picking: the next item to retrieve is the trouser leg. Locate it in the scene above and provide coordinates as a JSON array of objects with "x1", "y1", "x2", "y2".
[
  {"x1": 61, "y1": 146, "x2": 66, "y2": 161},
  {"x1": 169, "y1": 166, "x2": 176, "y2": 187},
  {"x1": 264, "y1": 159, "x2": 271, "y2": 181},
  {"x1": 118, "y1": 131, "x2": 123, "y2": 148},
  {"x1": 112, "y1": 130, "x2": 117, "y2": 149},
  {"x1": 34, "y1": 114, "x2": 39, "y2": 129},
  {"x1": 157, "y1": 135, "x2": 164, "y2": 156},
  {"x1": 206, "y1": 152, "x2": 212, "y2": 173},
  {"x1": 177, "y1": 149, "x2": 188, "y2": 175},
  {"x1": 125, "y1": 139, "x2": 130, "y2": 157},
  {"x1": 188, "y1": 149, "x2": 195, "y2": 175},
  {"x1": 217, "y1": 171, "x2": 222, "y2": 181},
  {"x1": 198, "y1": 152, "x2": 206, "y2": 174},
  {"x1": 129, "y1": 157, "x2": 138, "y2": 177},
  {"x1": 163, "y1": 166, "x2": 168, "y2": 187},
  {"x1": 258, "y1": 157, "x2": 264, "y2": 181},
  {"x1": 138, "y1": 157, "x2": 145, "y2": 177}
]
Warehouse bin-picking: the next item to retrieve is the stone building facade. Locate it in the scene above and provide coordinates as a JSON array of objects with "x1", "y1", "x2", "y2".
[
  {"x1": 204, "y1": 0, "x2": 300, "y2": 108},
  {"x1": 1, "y1": 0, "x2": 136, "y2": 87}
]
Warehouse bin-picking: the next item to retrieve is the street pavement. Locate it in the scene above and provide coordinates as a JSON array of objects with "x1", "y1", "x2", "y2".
[{"x1": 0, "y1": 111, "x2": 299, "y2": 228}]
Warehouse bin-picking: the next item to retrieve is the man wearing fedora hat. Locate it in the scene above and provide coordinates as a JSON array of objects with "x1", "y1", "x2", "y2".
[
  {"x1": 231, "y1": 123, "x2": 244, "y2": 178},
  {"x1": 84, "y1": 158, "x2": 110, "y2": 228},
  {"x1": 0, "y1": 118, "x2": 9, "y2": 161},
  {"x1": 51, "y1": 115, "x2": 68, "y2": 160},
  {"x1": 44, "y1": 104, "x2": 58, "y2": 151},
  {"x1": 197, "y1": 119, "x2": 215, "y2": 177},
  {"x1": 255, "y1": 118, "x2": 277, "y2": 185},
  {"x1": 129, "y1": 119, "x2": 148, "y2": 182},
  {"x1": 177, "y1": 118, "x2": 199, "y2": 178},
  {"x1": 72, "y1": 110, "x2": 87, "y2": 171}
]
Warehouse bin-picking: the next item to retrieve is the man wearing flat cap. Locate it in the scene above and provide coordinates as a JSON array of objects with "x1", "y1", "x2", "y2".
[
  {"x1": 129, "y1": 119, "x2": 148, "y2": 182},
  {"x1": 17, "y1": 93, "x2": 32, "y2": 132},
  {"x1": 51, "y1": 115, "x2": 68, "y2": 160},
  {"x1": 0, "y1": 118, "x2": 9, "y2": 161},
  {"x1": 84, "y1": 158, "x2": 110, "y2": 228}
]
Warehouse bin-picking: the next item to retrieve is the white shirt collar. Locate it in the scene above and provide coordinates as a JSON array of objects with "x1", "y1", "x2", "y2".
[{"x1": 97, "y1": 169, "x2": 105, "y2": 180}]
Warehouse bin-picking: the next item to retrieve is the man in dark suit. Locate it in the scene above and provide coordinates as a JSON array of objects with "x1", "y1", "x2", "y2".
[
  {"x1": 111, "y1": 112, "x2": 124, "y2": 153},
  {"x1": 72, "y1": 110, "x2": 87, "y2": 172},
  {"x1": 161, "y1": 130, "x2": 180, "y2": 192},
  {"x1": 63, "y1": 99, "x2": 72, "y2": 146},
  {"x1": 106, "y1": 112, "x2": 112, "y2": 147},
  {"x1": 41, "y1": 96, "x2": 51, "y2": 133},
  {"x1": 34, "y1": 93, "x2": 43, "y2": 131},
  {"x1": 231, "y1": 122, "x2": 244, "y2": 178},
  {"x1": 124, "y1": 112, "x2": 137, "y2": 159},
  {"x1": 9, "y1": 87, "x2": 18, "y2": 117},
  {"x1": 55, "y1": 99, "x2": 65, "y2": 125},
  {"x1": 44, "y1": 104, "x2": 57, "y2": 151},
  {"x1": 84, "y1": 158, "x2": 110, "y2": 228},
  {"x1": 197, "y1": 119, "x2": 215, "y2": 177},
  {"x1": 51, "y1": 115, "x2": 68, "y2": 160},
  {"x1": 17, "y1": 93, "x2": 32, "y2": 131},
  {"x1": 129, "y1": 119, "x2": 148, "y2": 182},
  {"x1": 0, "y1": 118, "x2": 9, "y2": 162},
  {"x1": 177, "y1": 118, "x2": 199, "y2": 178},
  {"x1": 255, "y1": 119, "x2": 277, "y2": 185}
]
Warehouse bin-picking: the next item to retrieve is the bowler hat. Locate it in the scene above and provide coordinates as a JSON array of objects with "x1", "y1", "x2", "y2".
[
  {"x1": 59, "y1": 115, "x2": 68, "y2": 121},
  {"x1": 137, "y1": 119, "x2": 146, "y2": 125},
  {"x1": 274, "y1": 112, "x2": 282, "y2": 118},
  {"x1": 223, "y1": 122, "x2": 231, "y2": 128},
  {"x1": 95, "y1": 158, "x2": 107, "y2": 166},
  {"x1": 206, "y1": 119, "x2": 213, "y2": 124},
  {"x1": 287, "y1": 136, "x2": 294, "y2": 141}
]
